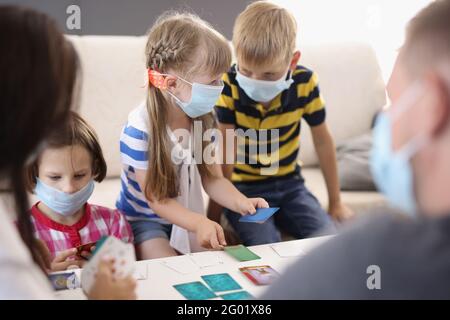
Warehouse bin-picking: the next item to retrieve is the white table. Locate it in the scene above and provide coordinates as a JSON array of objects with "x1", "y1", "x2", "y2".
[{"x1": 56, "y1": 236, "x2": 332, "y2": 300}]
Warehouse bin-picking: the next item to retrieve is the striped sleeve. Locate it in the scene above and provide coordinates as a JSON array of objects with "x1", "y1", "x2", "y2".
[
  {"x1": 215, "y1": 73, "x2": 236, "y2": 124},
  {"x1": 119, "y1": 123, "x2": 149, "y2": 170},
  {"x1": 301, "y1": 72, "x2": 326, "y2": 127}
]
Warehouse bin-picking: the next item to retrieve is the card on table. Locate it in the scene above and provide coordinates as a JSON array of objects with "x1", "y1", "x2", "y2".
[
  {"x1": 271, "y1": 242, "x2": 306, "y2": 258},
  {"x1": 162, "y1": 255, "x2": 200, "y2": 275},
  {"x1": 48, "y1": 271, "x2": 80, "y2": 291},
  {"x1": 220, "y1": 290, "x2": 253, "y2": 300},
  {"x1": 133, "y1": 263, "x2": 148, "y2": 280},
  {"x1": 201, "y1": 273, "x2": 242, "y2": 292},
  {"x1": 239, "y1": 265, "x2": 279, "y2": 286},
  {"x1": 239, "y1": 207, "x2": 280, "y2": 223},
  {"x1": 224, "y1": 245, "x2": 261, "y2": 262},
  {"x1": 188, "y1": 252, "x2": 224, "y2": 268},
  {"x1": 173, "y1": 281, "x2": 217, "y2": 300}
]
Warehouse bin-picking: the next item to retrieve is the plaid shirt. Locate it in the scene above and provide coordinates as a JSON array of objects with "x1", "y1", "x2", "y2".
[{"x1": 30, "y1": 202, "x2": 133, "y2": 259}]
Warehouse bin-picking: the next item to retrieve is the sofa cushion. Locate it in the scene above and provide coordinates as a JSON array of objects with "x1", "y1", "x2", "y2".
[
  {"x1": 337, "y1": 131, "x2": 377, "y2": 191},
  {"x1": 298, "y1": 43, "x2": 386, "y2": 166},
  {"x1": 302, "y1": 167, "x2": 386, "y2": 214}
]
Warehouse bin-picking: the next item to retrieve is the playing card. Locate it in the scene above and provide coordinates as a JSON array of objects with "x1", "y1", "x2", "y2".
[
  {"x1": 201, "y1": 273, "x2": 242, "y2": 292},
  {"x1": 239, "y1": 207, "x2": 280, "y2": 223},
  {"x1": 224, "y1": 245, "x2": 261, "y2": 261},
  {"x1": 76, "y1": 241, "x2": 96, "y2": 253},
  {"x1": 188, "y1": 252, "x2": 224, "y2": 268},
  {"x1": 220, "y1": 290, "x2": 253, "y2": 300},
  {"x1": 48, "y1": 271, "x2": 80, "y2": 291},
  {"x1": 162, "y1": 255, "x2": 200, "y2": 275},
  {"x1": 271, "y1": 242, "x2": 306, "y2": 258},
  {"x1": 75, "y1": 241, "x2": 96, "y2": 259},
  {"x1": 173, "y1": 281, "x2": 217, "y2": 300},
  {"x1": 133, "y1": 263, "x2": 148, "y2": 280},
  {"x1": 239, "y1": 265, "x2": 279, "y2": 285},
  {"x1": 81, "y1": 236, "x2": 136, "y2": 293}
]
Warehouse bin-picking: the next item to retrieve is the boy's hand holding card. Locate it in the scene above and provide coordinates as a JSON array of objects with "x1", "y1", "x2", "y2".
[{"x1": 239, "y1": 207, "x2": 280, "y2": 223}]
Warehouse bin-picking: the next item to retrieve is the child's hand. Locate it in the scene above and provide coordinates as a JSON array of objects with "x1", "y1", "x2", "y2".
[
  {"x1": 195, "y1": 217, "x2": 227, "y2": 250},
  {"x1": 236, "y1": 197, "x2": 269, "y2": 216},
  {"x1": 87, "y1": 257, "x2": 137, "y2": 300},
  {"x1": 50, "y1": 248, "x2": 84, "y2": 272},
  {"x1": 329, "y1": 203, "x2": 354, "y2": 222},
  {"x1": 79, "y1": 245, "x2": 96, "y2": 261}
]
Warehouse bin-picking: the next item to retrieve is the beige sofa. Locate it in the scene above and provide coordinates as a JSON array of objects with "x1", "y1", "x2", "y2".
[{"x1": 32, "y1": 35, "x2": 387, "y2": 216}]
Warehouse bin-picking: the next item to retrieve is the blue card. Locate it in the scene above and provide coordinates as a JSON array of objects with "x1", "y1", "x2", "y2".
[
  {"x1": 201, "y1": 273, "x2": 242, "y2": 292},
  {"x1": 173, "y1": 281, "x2": 217, "y2": 300},
  {"x1": 239, "y1": 207, "x2": 280, "y2": 223},
  {"x1": 220, "y1": 290, "x2": 253, "y2": 300}
]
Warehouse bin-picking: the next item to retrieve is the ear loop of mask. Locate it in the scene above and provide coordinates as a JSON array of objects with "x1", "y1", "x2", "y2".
[
  {"x1": 388, "y1": 81, "x2": 431, "y2": 159},
  {"x1": 148, "y1": 68, "x2": 223, "y2": 106},
  {"x1": 148, "y1": 69, "x2": 190, "y2": 103}
]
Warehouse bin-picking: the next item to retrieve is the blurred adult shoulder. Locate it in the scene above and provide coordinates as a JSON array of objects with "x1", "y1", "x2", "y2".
[{"x1": 262, "y1": 209, "x2": 450, "y2": 299}]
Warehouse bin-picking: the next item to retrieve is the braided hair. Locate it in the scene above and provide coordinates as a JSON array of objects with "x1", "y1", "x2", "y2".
[{"x1": 142, "y1": 11, "x2": 231, "y2": 201}]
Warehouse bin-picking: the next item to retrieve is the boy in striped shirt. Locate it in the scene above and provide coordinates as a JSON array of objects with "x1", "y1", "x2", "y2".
[{"x1": 210, "y1": 1, "x2": 353, "y2": 245}]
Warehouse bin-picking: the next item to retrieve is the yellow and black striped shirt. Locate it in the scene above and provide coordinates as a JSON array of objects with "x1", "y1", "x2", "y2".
[{"x1": 215, "y1": 64, "x2": 326, "y2": 183}]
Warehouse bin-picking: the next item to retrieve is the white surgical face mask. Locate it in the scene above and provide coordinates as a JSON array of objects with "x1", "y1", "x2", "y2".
[
  {"x1": 370, "y1": 82, "x2": 428, "y2": 216},
  {"x1": 167, "y1": 76, "x2": 224, "y2": 118},
  {"x1": 34, "y1": 178, "x2": 95, "y2": 216},
  {"x1": 235, "y1": 67, "x2": 294, "y2": 102}
]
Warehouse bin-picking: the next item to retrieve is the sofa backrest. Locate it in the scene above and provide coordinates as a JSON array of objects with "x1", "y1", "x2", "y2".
[
  {"x1": 69, "y1": 35, "x2": 147, "y2": 178},
  {"x1": 298, "y1": 43, "x2": 386, "y2": 166},
  {"x1": 68, "y1": 35, "x2": 386, "y2": 177}
]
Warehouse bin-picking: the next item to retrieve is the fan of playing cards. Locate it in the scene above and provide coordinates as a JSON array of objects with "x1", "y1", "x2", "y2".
[{"x1": 80, "y1": 236, "x2": 136, "y2": 293}]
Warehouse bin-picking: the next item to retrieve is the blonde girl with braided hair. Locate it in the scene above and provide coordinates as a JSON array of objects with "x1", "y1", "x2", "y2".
[{"x1": 117, "y1": 11, "x2": 268, "y2": 259}]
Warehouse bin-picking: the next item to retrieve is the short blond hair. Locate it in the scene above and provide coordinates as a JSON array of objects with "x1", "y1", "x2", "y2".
[{"x1": 232, "y1": 1, "x2": 297, "y2": 66}]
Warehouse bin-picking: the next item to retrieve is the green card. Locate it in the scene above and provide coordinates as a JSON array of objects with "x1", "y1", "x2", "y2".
[
  {"x1": 173, "y1": 281, "x2": 217, "y2": 300},
  {"x1": 220, "y1": 290, "x2": 254, "y2": 300},
  {"x1": 224, "y1": 245, "x2": 261, "y2": 262}
]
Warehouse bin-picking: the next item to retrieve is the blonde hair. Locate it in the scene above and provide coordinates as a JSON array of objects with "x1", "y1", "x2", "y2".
[
  {"x1": 232, "y1": 1, "x2": 297, "y2": 67},
  {"x1": 144, "y1": 11, "x2": 231, "y2": 201}
]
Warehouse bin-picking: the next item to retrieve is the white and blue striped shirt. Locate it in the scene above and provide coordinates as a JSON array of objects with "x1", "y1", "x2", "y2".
[{"x1": 116, "y1": 103, "x2": 167, "y2": 223}]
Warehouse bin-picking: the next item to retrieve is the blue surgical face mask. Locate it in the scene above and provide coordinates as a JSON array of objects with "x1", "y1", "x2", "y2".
[
  {"x1": 34, "y1": 178, "x2": 95, "y2": 216},
  {"x1": 370, "y1": 82, "x2": 427, "y2": 216},
  {"x1": 167, "y1": 76, "x2": 224, "y2": 118},
  {"x1": 235, "y1": 67, "x2": 294, "y2": 103}
]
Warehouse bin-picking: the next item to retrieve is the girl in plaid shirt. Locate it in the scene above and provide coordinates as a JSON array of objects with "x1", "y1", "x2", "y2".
[{"x1": 26, "y1": 112, "x2": 133, "y2": 271}]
